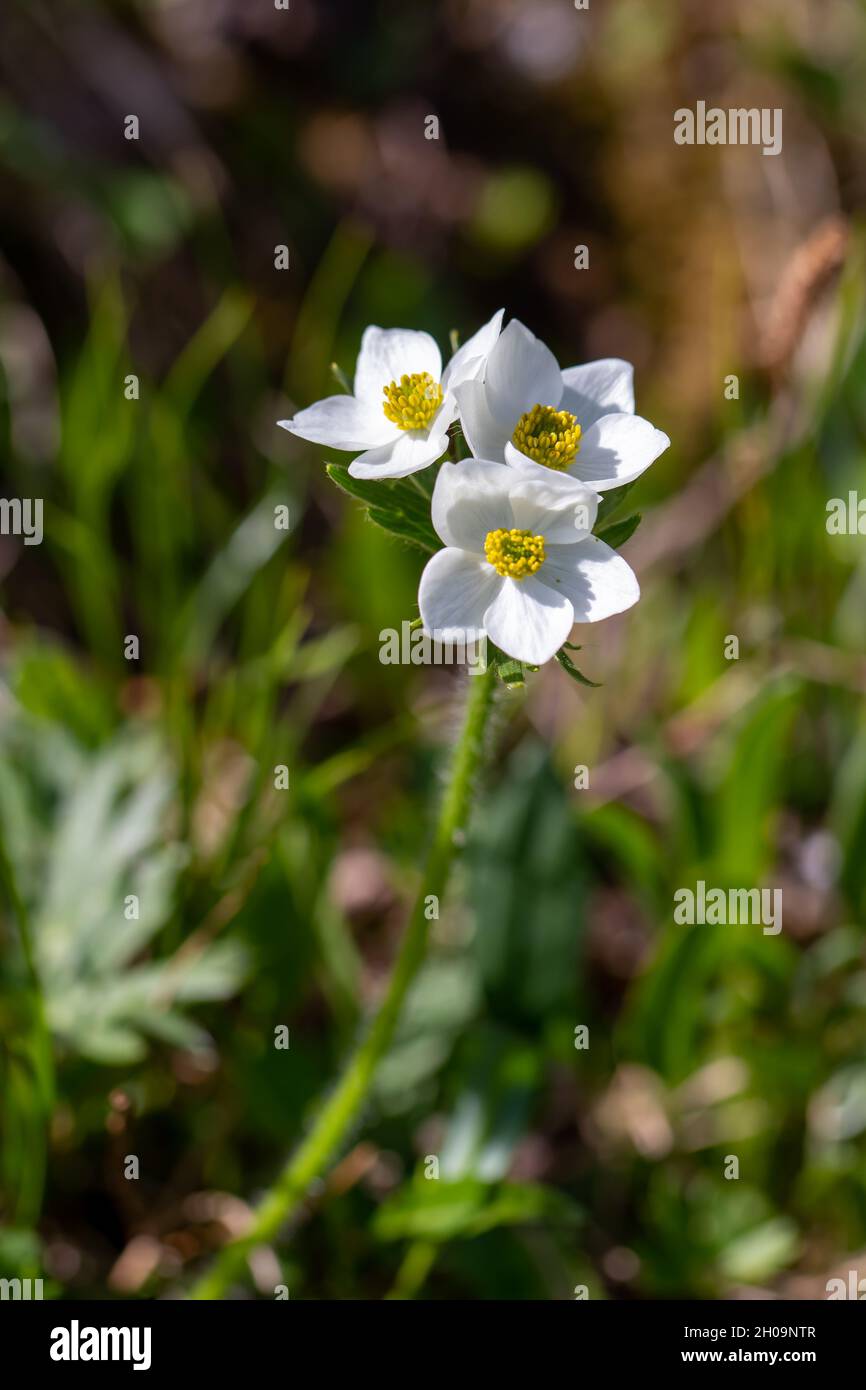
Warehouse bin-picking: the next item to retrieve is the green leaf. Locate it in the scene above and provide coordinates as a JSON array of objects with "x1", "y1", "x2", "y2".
[
  {"x1": 466, "y1": 743, "x2": 587, "y2": 1024},
  {"x1": 555, "y1": 647, "x2": 601, "y2": 688},
  {"x1": 374, "y1": 1176, "x2": 582, "y2": 1243},
  {"x1": 326, "y1": 463, "x2": 440, "y2": 553},
  {"x1": 172, "y1": 489, "x2": 293, "y2": 667},
  {"x1": 594, "y1": 478, "x2": 639, "y2": 528},
  {"x1": 711, "y1": 678, "x2": 800, "y2": 883},
  {"x1": 718, "y1": 1218, "x2": 799, "y2": 1283},
  {"x1": 596, "y1": 512, "x2": 642, "y2": 549},
  {"x1": 0, "y1": 728, "x2": 247, "y2": 1068},
  {"x1": 373, "y1": 956, "x2": 481, "y2": 1110},
  {"x1": 11, "y1": 639, "x2": 116, "y2": 746},
  {"x1": 439, "y1": 1031, "x2": 540, "y2": 1182},
  {"x1": 0, "y1": 1228, "x2": 42, "y2": 1278}
]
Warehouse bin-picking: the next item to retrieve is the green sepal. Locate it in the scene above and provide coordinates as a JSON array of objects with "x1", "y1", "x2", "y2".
[
  {"x1": 495, "y1": 656, "x2": 526, "y2": 689},
  {"x1": 326, "y1": 463, "x2": 440, "y2": 553}
]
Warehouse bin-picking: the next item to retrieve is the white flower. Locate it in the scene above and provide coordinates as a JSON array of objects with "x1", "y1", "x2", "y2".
[
  {"x1": 418, "y1": 458, "x2": 640, "y2": 666},
  {"x1": 454, "y1": 319, "x2": 669, "y2": 490},
  {"x1": 278, "y1": 310, "x2": 504, "y2": 480}
]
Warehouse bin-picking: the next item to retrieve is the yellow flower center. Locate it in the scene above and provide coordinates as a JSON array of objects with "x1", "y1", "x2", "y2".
[
  {"x1": 511, "y1": 403, "x2": 581, "y2": 470},
  {"x1": 484, "y1": 527, "x2": 546, "y2": 580},
  {"x1": 382, "y1": 371, "x2": 443, "y2": 431}
]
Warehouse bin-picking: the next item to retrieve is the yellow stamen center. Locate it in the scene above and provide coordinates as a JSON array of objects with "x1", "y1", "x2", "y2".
[
  {"x1": 511, "y1": 403, "x2": 581, "y2": 471},
  {"x1": 382, "y1": 371, "x2": 443, "y2": 431},
  {"x1": 484, "y1": 527, "x2": 546, "y2": 580}
]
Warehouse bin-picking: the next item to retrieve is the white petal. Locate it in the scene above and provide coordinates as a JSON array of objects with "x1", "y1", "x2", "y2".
[
  {"x1": 454, "y1": 379, "x2": 511, "y2": 462},
  {"x1": 431, "y1": 457, "x2": 516, "y2": 551},
  {"x1": 484, "y1": 320, "x2": 563, "y2": 425},
  {"x1": 503, "y1": 447, "x2": 600, "y2": 539},
  {"x1": 354, "y1": 327, "x2": 442, "y2": 405},
  {"x1": 441, "y1": 308, "x2": 504, "y2": 393},
  {"x1": 433, "y1": 392, "x2": 459, "y2": 435},
  {"x1": 502, "y1": 440, "x2": 542, "y2": 474},
  {"x1": 483, "y1": 576, "x2": 574, "y2": 665},
  {"x1": 543, "y1": 536, "x2": 640, "y2": 622},
  {"x1": 560, "y1": 358, "x2": 634, "y2": 429},
  {"x1": 509, "y1": 470, "x2": 599, "y2": 543},
  {"x1": 569, "y1": 412, "x2": 669, "y2": 491},
  {"x1": 279, "y1": 394, "x2": 394, "y2": 450},
  {"x1": 419, "y1": 547, "x2": 502, "y2": 641},
  {"x1": 349, "y1": 427, "x2": 449, "y2": 480}
]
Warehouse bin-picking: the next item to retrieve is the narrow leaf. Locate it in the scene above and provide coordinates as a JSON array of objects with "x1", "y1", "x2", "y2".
[{"x1": 555, "y1": 648, "x2": 601, "y2": 688}]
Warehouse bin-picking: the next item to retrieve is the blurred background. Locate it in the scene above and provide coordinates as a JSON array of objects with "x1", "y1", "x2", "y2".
[{"x1": 1, "y1": 0, "x2": 866, "y2": 1300}]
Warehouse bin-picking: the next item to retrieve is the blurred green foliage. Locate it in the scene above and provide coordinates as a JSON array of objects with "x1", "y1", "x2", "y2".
[{"x1": 1, "y1": 0, "x2": 866, "y2": 1301}]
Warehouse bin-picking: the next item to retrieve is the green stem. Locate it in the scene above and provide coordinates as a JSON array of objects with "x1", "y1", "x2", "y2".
[
  {"x1": 386, "y1": 1240, "x2": 438, "y2": 1300},
  {"x1": 189, "y1": 663, "x2": 497, "y2": 1299}
]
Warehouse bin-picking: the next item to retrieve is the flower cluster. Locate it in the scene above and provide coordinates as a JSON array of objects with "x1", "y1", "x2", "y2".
[{"x1": 280, "y1": 313, "x2": 669, "y2": 670}]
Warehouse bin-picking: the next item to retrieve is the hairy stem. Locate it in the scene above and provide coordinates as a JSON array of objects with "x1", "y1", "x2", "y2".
[
  {"x1": 189, "y1": 662, "x2": 497, "y2": 1299},
  {"x1": 447, "y1": 422, "x2": 464, "y2": 463}
]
